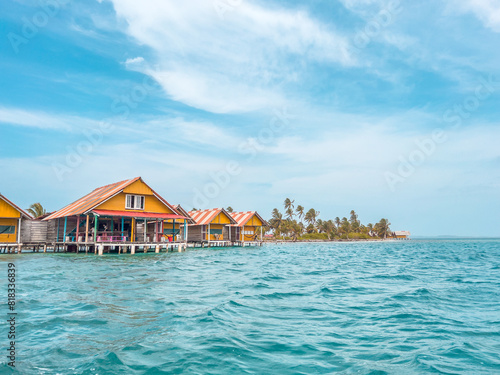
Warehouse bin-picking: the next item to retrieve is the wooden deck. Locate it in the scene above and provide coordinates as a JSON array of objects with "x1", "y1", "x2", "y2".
[{"x1": 0, "y1": 240, "x2": 264, "y2": 255}]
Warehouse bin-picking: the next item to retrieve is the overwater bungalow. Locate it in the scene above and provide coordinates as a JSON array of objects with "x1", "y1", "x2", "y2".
[
  {"x1": 0, "y1": 194, "x2": 32, "y2": 247},
  {"x1": 162, "y1": 205, "x2": 196, "y2": 242},
  {"x1": 229, "y1": 211, "x2": 269, "y2": 243},
  {"x1": 393, "y1": 231, "x2": 411, "y2": 240},
  {"x1": 187, "y1": 208, "x2": 237, "y2": 245},
  {"x1": 43, "y1": 177, "x2": 189, "y2": 253}
]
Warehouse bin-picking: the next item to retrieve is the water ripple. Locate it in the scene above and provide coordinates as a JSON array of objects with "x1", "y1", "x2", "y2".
[{"x1": 1, "y1": 239, "x2": 499, "y2": 374}]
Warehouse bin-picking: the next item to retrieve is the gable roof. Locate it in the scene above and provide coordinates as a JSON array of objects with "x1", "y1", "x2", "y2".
[
  {"x1": 173, "y1": 205, "x2": 196, "y2": 224},
  {"x1": 187, "y1": 208, "x2": 237, "y2": 226},
  {"x1": 230, "y1": 211, "x2": 269, "y2": 227},
  {"x1": 0, "y1": 194, "x2": 33, "y2": 219},
  {"x1": 44, "y1": 177, "x2": 178, "y2": 220}
]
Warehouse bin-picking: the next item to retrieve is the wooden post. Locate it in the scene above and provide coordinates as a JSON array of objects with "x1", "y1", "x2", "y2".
[
  {"x1": 98, "y1": 245, "x2": 104, "y2": 256},
  {"x1": 155, "y1": 245, "x2": 160, "y2": 253},
  {"x1": 63, "y1": 217, "x2": 68, "y2": 243},
  {"x1": 178, "y1": 243, "x2": 182, "y2": 252},
  {"x1": 57, "y1": 218, "x2": 60, "y2": 242},
  {"x1": 16, "y1": 217, "x2": 21, "y2": 244},
  {"x1": 144, "y1": 218, "x2": 147, "y2": 242},
  {"x1": 76, "y1": 215, "x2": 80, "y2": 243},
  {"x1": 242, "y1": 225, "x2": 245, "y2": 242},
  {"x1": 43, "y1": 244, "x2": 47, "y2": 253},
  {"x1": 131, "y1": 218, "x2": 135, "y2": 242},
  {"x1": 208, "y1": 223, "x2": 211, "y2": 244},
  {"x1": 121, "y1": 217, "x2": 124, "y2": 238},
  {"x1": 173, "y1": 220, "x2": 176, "y2": 242},
  {"x1": 184, "y1": 220, "x2": 188, "y2": 242},
  {"x1": 85, "y1": 215, "x2": 89, "y2": 243},
  {"x1": 94, "y1": 215, "x2": 98, "y2": 242},
  {"x1": 131, "y1": 245, "x2": 136, "y2": 255},
  {"x1": 260, "y1": 227, "x2": 263, "y2": 242}
]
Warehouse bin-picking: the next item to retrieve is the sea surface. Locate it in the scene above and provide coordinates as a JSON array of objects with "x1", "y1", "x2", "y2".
[{"x1": 1, "y1": 239, "x2": 500, "y2": 374}]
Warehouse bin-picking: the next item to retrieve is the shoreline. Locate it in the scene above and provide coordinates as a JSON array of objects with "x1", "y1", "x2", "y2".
[{"x1": 263, "y1": 238, "x2": 404, "y2": 244}]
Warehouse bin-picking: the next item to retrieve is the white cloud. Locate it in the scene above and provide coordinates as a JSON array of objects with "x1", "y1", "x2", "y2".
[
  {"x1": 0, "y1": 107, "x2": 100, "y2": 131},
  {"x1": 124, "y1": 56, "x2": 145, "y2": 68},
  {"x1": 454, "y1": 0, "x2": 500, "y2": 32},
  {"x1": 105, "y1": 0, "x2": 353, "y2": 113}
]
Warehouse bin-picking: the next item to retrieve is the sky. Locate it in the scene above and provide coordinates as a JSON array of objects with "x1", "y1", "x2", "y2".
[{"x1": 1, "y1": 0, "x2": 499, "y2": 236}]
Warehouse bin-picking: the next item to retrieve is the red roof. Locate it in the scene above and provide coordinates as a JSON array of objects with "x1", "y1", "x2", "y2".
[
  {"x1": 44, "y1": 177, "x2": 178, "y2": 220},
  {"x1": 230, "y1": 211, "x2": 269, "y2": 227},
  {"x1": 0, "y1": 194, "x2": 33, "y2": 219},
  {"x1": 187, "y1": 208, "x2": 237, "y2": 226},
  {"x1": 92, "y1": 210, "x2": 188, "y2": 220}
]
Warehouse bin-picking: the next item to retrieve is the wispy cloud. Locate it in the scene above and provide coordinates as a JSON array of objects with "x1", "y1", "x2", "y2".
[
  {"x1": 107, "y1": 0, "x2": 353, "y2": 113},
  {"x1": 0, "y1": 107, "x2": 99, "y2": 131},
  {"x1": 453, "y1": 0, "x2": 500, "y2": 32}
]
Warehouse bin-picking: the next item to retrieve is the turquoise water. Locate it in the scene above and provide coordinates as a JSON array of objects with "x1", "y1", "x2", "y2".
[{"x1": 1, "y1": 240, "x2": 500, "y2": 374}]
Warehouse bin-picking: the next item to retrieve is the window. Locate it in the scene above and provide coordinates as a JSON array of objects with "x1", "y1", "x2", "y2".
[
  {"x1": 125, "y1": 194, "x2": 145, "y2": 210},
  {"x1": 0, "y1": 225, "x2": 16, "y2": 234}
]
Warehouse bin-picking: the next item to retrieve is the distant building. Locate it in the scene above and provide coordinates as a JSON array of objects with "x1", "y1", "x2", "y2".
[
  {"x1": 229, "y1": 211, "x2": 269, "y2": 243},
  {"x1": 187, "y1": 208, "x2": 237, "y2": 243},
  {"x1": 393, "y1": 231, "x2": 411, "y2": 240}
]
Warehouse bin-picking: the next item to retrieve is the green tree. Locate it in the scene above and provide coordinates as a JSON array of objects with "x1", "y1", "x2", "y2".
[
  {"x1": 27, "y1": 203, "x2": 46, "y2": 218},
  {"x1": 284, "y1": 198, "x2": 295, "y2": 216},
  {"x1": 350, "y1": 210, "x2": 360, "y2": 233},
  {"x1": 304, "y1": 208, "x2": 319, "y2": 227},
  {"x1": 285, "y1": 207, "x2": 295, "y2": 220},
  {"x1": 340, "y1": 217, "x2": 350, "y2": 238},
  {"x1": 269, "y1": 208, "x2": 284, "y2": 238},
  {"x1": 295, "y1": 205, "x2": 305, "y2": 222},
  {"x1": 334, "y1": 217, "x2": 341, "y2": 230},
  {"x1": 374, "y1": 218, "x2": 391, "y2": 239}
]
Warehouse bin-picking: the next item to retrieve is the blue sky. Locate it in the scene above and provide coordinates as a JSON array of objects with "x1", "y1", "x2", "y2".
[{"x1": 1, "y1": 0, "x2": 499, "y2": 236}]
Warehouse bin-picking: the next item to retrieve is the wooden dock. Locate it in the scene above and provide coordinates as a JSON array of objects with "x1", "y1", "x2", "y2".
[{"x1": 0, "y1": 240, "x2": 263, "y2": 255}]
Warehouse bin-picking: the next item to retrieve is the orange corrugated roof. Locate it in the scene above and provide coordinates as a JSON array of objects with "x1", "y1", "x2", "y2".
[
  {"x1": 230, "y1": 211, "x2": 269, "y2": 227},
  {"x1": 187, "y1": 208, "x2": 237, "y2": 226},
  {"x1": 173, "y1": 205, "x2": 196, "y2": 224},
  {"x1": 0, "y1": 194, "x2": 33, "y2": 219},
  {"x1": 43, "y1": 177, "x2": 178, "y2": 221}
]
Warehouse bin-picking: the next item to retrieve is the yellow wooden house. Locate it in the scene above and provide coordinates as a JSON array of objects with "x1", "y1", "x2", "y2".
[
  {"x1": 187, "y1": 208, "x2": 237, "y2": 243},
  {"x1": 0, "y1": 194, "x2": 33, "y2": 244},
  {"x1": 43, "y1": 177, "x2": 188, "y2": 244},
  {"x1": 229, "y1": 211, "x2": 269, "y2": 242}
]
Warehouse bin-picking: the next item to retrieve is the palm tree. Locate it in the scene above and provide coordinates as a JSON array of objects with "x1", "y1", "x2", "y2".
[
  {"x1": 350, "y1": 210, "x2": 360, "y2": 233},
  {"x1": 316, "y1": 219, "x2": 324, "y2": 232},
  {"x1": 341, "y1": 217, "x2": 350, "y2": 239},
  {"x1": 324, "y1": 220, "x2": 336, "y2": 239},
  {"x1": 304, "y1": 208, "x2": 319, "y2": 226},
  {"x1": 285, "y1": 207, "x2": 295, "y2": 220},
  {"x1": 334, "y1": 217, "x2": 341, "y2": 230},
  {"x1": 367, "y1": 223, "x2": 374, "y2": 236},
  {"x1": 374, "y1": 218, "x2": 391, "y2": 239},
  {"x1": 269, "y1": 208, "x2": 284, "y2": 238},
  {"x1": 27, "y1": 203, "x2": 46, "y2": 218},
  {"x1": 284, "y1": 198, "x2": 295, "y2": 216},
  {"x1": 295, "y1": 205, "x2": 305, "y2": 222}
]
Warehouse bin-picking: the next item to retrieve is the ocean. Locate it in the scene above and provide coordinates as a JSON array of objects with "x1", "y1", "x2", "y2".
[{"x1": 1, "y1": 239, "x2": 499, "y2": 374}]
